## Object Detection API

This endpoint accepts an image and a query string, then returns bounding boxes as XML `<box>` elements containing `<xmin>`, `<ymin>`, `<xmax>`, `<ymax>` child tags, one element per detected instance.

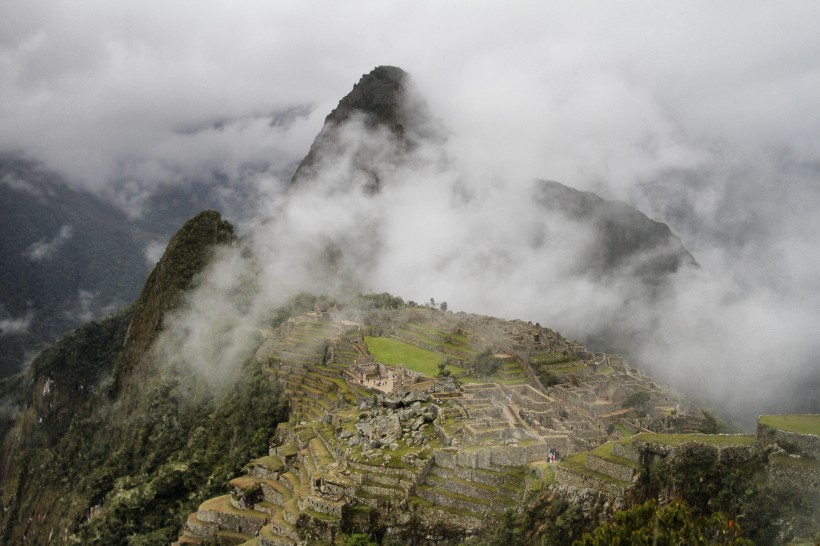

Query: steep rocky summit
<box><xmin>291</xmin><ymin>65</ymin><xmax>439</xmax><ymax>190</ymax></box>
<box><xmin>115</xmin><ymin>210</ymin><xmax>235</xmax><ymax>387</ymax></box>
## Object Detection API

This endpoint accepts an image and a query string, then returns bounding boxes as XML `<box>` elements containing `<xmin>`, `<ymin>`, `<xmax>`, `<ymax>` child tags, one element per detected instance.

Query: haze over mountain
<box><xmin>1</xmin><ymin>2</ymin><xmax>818</xmax><ymax>427</ymax></box>
<box><xmin>0</xmin><ymin>31</ymin><xmax>818</xmax><ymax>541</ymax></box>
<box><xmin>0</xmin><ymin>154</ymin><xmax>287</xmax><ymax>378</ymax></box>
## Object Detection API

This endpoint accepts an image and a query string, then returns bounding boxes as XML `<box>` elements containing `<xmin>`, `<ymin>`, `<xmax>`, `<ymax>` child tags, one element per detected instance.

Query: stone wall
<box><xmin>430</xmin><ymin>464</ymin><xmax>516</xmax><ymax>488</ymax></box>
<box><xmin>261</xmin><ymin>482</ymin><xmax>286</xmax><ymax>505</ymax></box>
<box><xmin>757</xmin><ymin>422</ymin><xmax>820</xmax><ymax>459</ymax></box>
<box><xmin>305</xmin><ymin>494</ymin><xmax>344</xmax><ymax>517</ymax></box>
<box><xmin>434</xmin><ymin>443</ymin><xmax>548</xmax><ymax>470</ymax></box>
<box><xmin>611</xmin><ymin>442</ymin><xmax>640</xmax><ymax>463</ymax></box>
<box><xmin>415</xmin><ymin>506</ymin><xmax>485</xmax><ymax>533</ymax></box>
<box><xmin>552</xmin><ymin>466</ymin><xmax>625</xmax><ymax>498</ymax></box>
<box><xmin>198</xmin><ymin>507</ymin><xmax>266</xmax><ymax>535</ymax></box>
<box><xmin>251</xmin><ymin>461</ymin><xmax>283</xmax><ymax>481</ymax></box>
<box><xmin>347</xmin><ymin>460</ymin><xmax>423</xmax><ymax>491</ymax></box>
<box><xmin>586</xmin><ymin>454</ymin><xmax>636</xmax><ymax>483</ymax></box>
<box><xmin>768</xmin><ymin>455</ymin><xmax>820</xmax><ymax>492</ymax></box>
<box><xmin>434</xmin><ymin>422</ymin><xmax>454</xmax><ymax>446</ymax></box>
<box><xmin>418</xmin><ymin>487</ymin><xmax>492</xmax><ymax>513</ymax></box>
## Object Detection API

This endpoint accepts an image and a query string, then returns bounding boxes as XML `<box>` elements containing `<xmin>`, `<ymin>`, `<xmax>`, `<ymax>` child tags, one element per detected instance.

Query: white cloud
<box><xmin>143</xmin><ymin>240</ymin><xmax>166</xmax><ymax>266</ymax></box>
<box><xmin>64</xmin><ymin>290</ymin><xmax>98</xmax><ymax>323</ymax></box>
<box><xmin>0</xmin><ymin>312</ymin><xmax>33</xmax><ymax>336</ymax></box>
<box><xmin>1</xmin><ymin>172</ymin><xmax>43</xmax><ymax>197</ymax></box>
<box><xmin>23</xmin><ymin>224</ymin><xmax>73</xmax><ymax>261</ymax></box>
<box><xmin>2</xmin><ymin>1</ymin><xmax>819</xmax><ymax>424</ymax></box>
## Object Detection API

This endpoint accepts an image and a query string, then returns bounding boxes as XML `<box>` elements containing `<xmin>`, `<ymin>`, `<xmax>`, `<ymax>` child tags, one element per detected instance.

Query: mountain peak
<box><xmin>114</xmin><ymin>210</ymin><xmax>234</xmax><ymax>387</ymax></box>
<box><xmin>324</xmin><ymin>65</ymin><xmax>408</xmax><ymax>130</ymax></box>
<box><xmin>290</xmin><ymin>65</ymin><xmax>438</xmax><ymax>187</ymax></box>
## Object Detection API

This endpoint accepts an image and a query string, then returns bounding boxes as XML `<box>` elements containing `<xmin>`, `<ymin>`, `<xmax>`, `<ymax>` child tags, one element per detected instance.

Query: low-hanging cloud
<box><xmin>152</xmin><ymin>94</ymin><xmax>819</xmax><ymax>427</ymax></box>
<box><xmin>3</xmin><ymin>2</ymin><xmax>819</xmax><ymax>426</ymax></box>
<box><xmin>0</xmin><ymin>312</ymin><xmax>33</xmax><ymax>336</ymax></box>
<box><xmin>23</xmin><ymin>224</ymin><xmax>73</xmax><ymax>262</ymax></box>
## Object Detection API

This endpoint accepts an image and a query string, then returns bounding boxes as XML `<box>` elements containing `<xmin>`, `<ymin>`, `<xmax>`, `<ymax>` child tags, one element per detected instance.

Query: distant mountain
<box><xmin>0</xmin><ymin>211</ymin><xmax>261</xmax><ymax>545</ymax></box>
<box><xmin>533</xmin><ymin>179</ymin><xmax>697</xmax><ymax>282</ymax></box>
<box><xmin>0</xmin><ymin>156</ymin><xmax>154</xmax><ymax>376</ymax></box>
<box><xmin>0</xmin><ymin>156</ymin><xmax>255</xmax><ymax>378</ymax></box>
<box><xmin>291</xmin><ymin>65</ymin><xmax>442</xmax><ymax>190</ymax></box>
<box><xmin>291</xmin><ymin>66</ymin><xmax>697</xmax><ymax>301</ymax></box>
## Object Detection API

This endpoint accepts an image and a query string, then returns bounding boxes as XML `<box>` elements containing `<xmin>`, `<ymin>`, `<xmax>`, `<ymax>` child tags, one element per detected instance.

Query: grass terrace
<box><xmin>457</xmin><ymin>374</ymin><xmax>527</xmax><ymax>386</ymax></box>
<box><xmin>529</xmin><ymin>352</ymin><xmax>574</xmax><ymax>365</ymax></box>
<box><xmin>613</xmin><ymin>423</ymin><xmax>635</xmax><ymax>437</ymax></box>
<box><xmin>364</xmin><ymin>336</ymin><xmax>459</xmax><ymax>377</ymax></box>
<box><xmin>199</xmin><ymin>495</ymin><xmax>268</xmax><ymax>519</ymax></box>
<box><xmin>624</xmin><ymin>432</ymin><xmax>755</xmax><ymax>447</ymax></box>
<box><xmin>759</xmin><ymin>414</ymin><xmax>820</xmax><ymax>435</ymax></box>
<box><xmin>527</xmin><ymin>461</ymin><xmax>555</xmax><ymax>489</ymax></box>
<box><xmin>770</xmin><ymin>454</ymin><xmax>820</xmax><ymax>470</ymax></box>
<box><xmin>251</xmin><ymin>455</ymin><xmax>284</xmax><ymax>473</ymax></box>
<box><xmin>592</xmin><ymin>441</ymin><xmax>641</xmax><ymax>469</ymax></box>
<box><xmin>559</xmin><ymin>453</ymin><xmax>630</xmax><ymax>487</ymax></box>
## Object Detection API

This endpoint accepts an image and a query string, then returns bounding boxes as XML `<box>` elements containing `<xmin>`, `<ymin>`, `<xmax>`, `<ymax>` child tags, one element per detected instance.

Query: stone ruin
<box><xmin>173</xmin><ymin>307</ymin><xmax>711</xmax><ymax>545</ymax></box>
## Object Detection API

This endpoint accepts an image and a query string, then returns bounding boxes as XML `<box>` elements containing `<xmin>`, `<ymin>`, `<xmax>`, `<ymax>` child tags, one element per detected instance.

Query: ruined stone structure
<box><xmin>173</xmin><ymin>307</ymin><xmax>709</xmax><ymax>545</ymax></box>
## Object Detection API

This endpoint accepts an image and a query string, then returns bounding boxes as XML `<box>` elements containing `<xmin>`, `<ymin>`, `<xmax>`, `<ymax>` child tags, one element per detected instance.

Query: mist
<box><xmin>2</xmin><ymin>1</ymin><xmax>819</xmax><ymax>427</ymax></box>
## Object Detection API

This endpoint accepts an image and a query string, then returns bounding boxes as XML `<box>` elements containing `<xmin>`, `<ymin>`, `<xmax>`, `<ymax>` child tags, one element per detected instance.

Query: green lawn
<box><xmin>614</xmin><ymin>423</ymin><xmax>634</xmax><ymax>437</ymax></box>
<box><xmin>592</xmin><ymin>441</ymin><xmax>641</xmax><ymax>469</ymax></box>
<box><xmin>458</xmin><ymin>374</ymin><xmax>527</xmax><ymax>385</ymax></box>
<box><xmin>626</xmin><ymin>432</ymin><xmax>755</xmax><ymax>447</ymax></box>
<box><xmin>759</xmin><ymin>414</ymin><xmax>820</xmax><ymax>435</ymax></box>
<box><xmin>364</xmin><ymin>336</ymin><xmax>458</xmax><ymax>377</ymax></box>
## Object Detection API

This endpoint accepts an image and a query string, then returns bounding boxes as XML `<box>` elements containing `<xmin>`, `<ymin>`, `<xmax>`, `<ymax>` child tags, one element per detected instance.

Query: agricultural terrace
<box><xmin>759</xmin><ymin>414</ymin><xmax>820</xmax><ymax>435</ymax></box>
<box><xmin>623</xmin><ymin>432</ymin><xmax>755</xmax><ymax>447</ymax></box>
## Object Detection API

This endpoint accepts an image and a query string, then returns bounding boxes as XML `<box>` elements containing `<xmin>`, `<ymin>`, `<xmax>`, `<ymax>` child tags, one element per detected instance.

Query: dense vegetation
<box><xmin>0</xmin><ymin>303</ymin><xmax>300</xmax><ymax>544</ymax></box>
<box><xmin>485</xmin><ymin>435</ymin><xmax>816</xmax><ymax>546</ymax></box>
<box><xmin>0</xmin><ymin>210</ymin><xmax>302</xmax><ymax>544</ymax></box>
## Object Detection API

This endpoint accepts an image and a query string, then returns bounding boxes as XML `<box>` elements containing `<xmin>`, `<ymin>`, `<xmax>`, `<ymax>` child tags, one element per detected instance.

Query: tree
<box><xmin>345</xmin><ymin>534</ymin><xmax>378</xmax><ymax>546</ymax></box>
<box><xmin>439</xmin><ymin>301</ymin><xmax>448</xmax><ymax>312</ymax></box>
<box><xmin>698</xmin><ymin>410</ymin><xmax>721</xmax><ymax>434</ymax></box>
<box><xmin>622</xmin><ymin>391</ymin><xmax>651</xmax><ymax>410</ymax></box>
<box><xmin>437</xmin><ymin>362</ymin><xmax>451</xmax><ymax>378</ymax></box>
<box><xmin>575</xmin><ymin>499</ymin><xmax>752</xmax><ymax>546</ymax></box>
<box><xmin>473</xmin><ymin>349</ymin><xmax>501</xmax><ymax>377</ymax></box>
<box><xmin>622</xmin><ymin>391</ymin><xmax>652</xmax><ymax>428</ymax></box>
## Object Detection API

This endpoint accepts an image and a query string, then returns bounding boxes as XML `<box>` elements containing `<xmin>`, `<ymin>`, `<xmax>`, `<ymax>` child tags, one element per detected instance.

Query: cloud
<box><xmin>0</xmin><ymin>312</ymin><xmax>33</xmax><ymax>336</ymax></box>
<box><xmin>64</xmin><ymin>290</ymin><xmax>98</xmax><ymax>323</ymax></box>
<box><xmin>23</xmin><ymin>224</ymin><xmax>73</xmax><ymax>262</ymax></box>
<box><xmin>2</xmin><ymin>1</ymin><xmax>819</xmax><ymax>425</ymax></box>
<box><xmin>143</xmin><ymin>240</ymin><xmax>167</xmax><ymax>266</ymax></box>
<box><xmin>1</xmin><ymin>172</ymin><xmax>43</xmax><ymax>197</ymax></box>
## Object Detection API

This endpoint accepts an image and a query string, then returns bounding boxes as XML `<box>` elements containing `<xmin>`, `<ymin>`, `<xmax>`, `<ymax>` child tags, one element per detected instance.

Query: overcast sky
<box><xmin>2</xmin><ymin>1</ymin><xmax>819</xmax><ymax>426</ymax></box>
